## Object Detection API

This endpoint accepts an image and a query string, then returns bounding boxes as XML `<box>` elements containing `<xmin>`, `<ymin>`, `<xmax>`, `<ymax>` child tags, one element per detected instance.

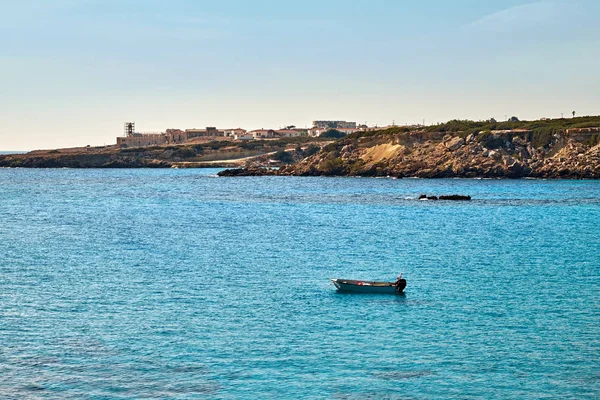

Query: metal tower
<box><xmin>124</xmin><ymin>122</ymin><xmax>135</xmax><ymax>137</ymax></box>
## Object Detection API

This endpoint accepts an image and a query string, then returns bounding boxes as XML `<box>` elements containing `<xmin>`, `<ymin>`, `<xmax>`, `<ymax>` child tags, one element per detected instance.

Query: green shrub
<box><xmin>240</xmin><ymin>141</ymin><xmax>263</xmax><ymax>150</ymax></box>
<box><xmin>192</xmin><ymin>144</ymin><xmax>205</xmax><ymax>153</ymax></box>
<box><xmin>531</xmin><ymin>128</ymin><xmax>555</xmax><ymax>148</ymax></box>
<box><xmin>321</xmin><ymin>143</ymin><xmax>339</xmax><ymax>153</ymax></box>
<box><xmin>319</xmin><ymin>157</ymin><xmax>345</xmax><ymax>174</ymax></box>
<box><xmin>303</xmin><ymin>144</ymin><xmax>320</xmax><ymax>157</ymax></box>
<box><xmin>320</xmin><ymin>129</ymin><xmax>345</xmax><ymax>139</ymax></box>
<box><xmin>272</xmin><ymin>150</ymin><xmax>294</xmax><ymax>163</ymax></box>
<box><xmin>173</xmin><ymin>147</ymin><xmax>197</xmax><ymax>158</ymax></box>
<box><xmin>426</xmin><ymin>116</ymin><xmax>600</xmax><ymax>137</ymax></box>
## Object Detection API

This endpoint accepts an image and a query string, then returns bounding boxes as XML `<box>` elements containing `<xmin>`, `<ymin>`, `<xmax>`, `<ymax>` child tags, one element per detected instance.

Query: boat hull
<box><xmin>331</xmin><ymin>279</ymin><xmax>406</xmax><ymax>294</ymax></box>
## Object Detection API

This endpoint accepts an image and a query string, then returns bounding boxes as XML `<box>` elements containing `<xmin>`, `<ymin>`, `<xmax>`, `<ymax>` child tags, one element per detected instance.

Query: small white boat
<box><xmin>331</xmin><ymin>277</ymin><xmax>406</xmax><ymax>294</ymax></box>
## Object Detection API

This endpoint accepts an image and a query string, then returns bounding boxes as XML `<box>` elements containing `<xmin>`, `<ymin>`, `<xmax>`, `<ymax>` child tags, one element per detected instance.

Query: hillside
<box><xmin>221</xmin><ymin>117</ymin><xmax>600</xmax><ymax>179</ymax></box>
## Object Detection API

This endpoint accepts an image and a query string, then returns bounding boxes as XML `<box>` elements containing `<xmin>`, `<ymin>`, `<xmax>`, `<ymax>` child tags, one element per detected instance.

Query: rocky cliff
<box><xmin>220</xmin><ymin>122</ymin><xmax>600</xmax><ymax>178</ymax></box>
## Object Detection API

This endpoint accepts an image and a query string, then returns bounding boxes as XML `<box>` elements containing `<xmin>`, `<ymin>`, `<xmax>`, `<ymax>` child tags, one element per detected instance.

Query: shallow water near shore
<box><xmin>1</xmin><ymin>168</ymin><xmax>599</xmax><ymax>399</ymax></box>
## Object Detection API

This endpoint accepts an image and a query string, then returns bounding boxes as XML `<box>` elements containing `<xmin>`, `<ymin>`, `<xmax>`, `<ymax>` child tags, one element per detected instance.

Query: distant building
<box><xmin>337</xmin><ymin>127</ymin><xmax>359</xmax><ymax>135</ymax></box>
<box><xmin>234</xmin><ymin>133</ymin><xmax>254</xmax><ymax>140</ymax></box>
<box><xmin>308</xmin><ymin>127</ymin><xmax>358</xmax><ymax>137</ymax></box>
<box><xmin>186</xmin><ymin>127</ymin><xmax>224</xmax><ymax>138</ymax></box>
<box><xmin>206</xmin><ymin>127</ymin><xmax>221</xmax><ymax>136</ymax></box>
<box><xmin>117</xmin><ymin>133</ymin><xmax>167</xmax><ymax>147</ymax></box>
<box><xmin>117</xmin><ymin>122</ymin><xmax>168</xmax><ymax>147</ymax></box>
<box><xmin>312</xmin><ymin>120</ymin><xmax>357</xmax><ymax>129</ymax></box>
<box><xmin>353</xmin><ymin>124</ymin><xmax>391</xmax><ymax>132</ymax></box>
<box><xmin>275</xmin><ymin>129</ymin><xmax>303</xmax><ymax>138</ymax></box>
<box><xmin>250</xmin><ymin>129</ymin><xmax>276</xmax><ymax>139</ymax></box>
<box><xmin>223</xmin><ymin>128</ymin><xmax>247</xmax><ymax>137</ymax></box>
<box><xmin>165</xmin><ymin>129</ymin><xmax>188</xmax><ymax>144</ymax></box>
<box><xmin>117</xmin><ymin>124</ymin><xmax>238</xmax><ymax>147</ymax></box>
<box><xmin>308</xmin><ymin>128</ymin><xmax>323</xmax><ymax>137</ymax></box>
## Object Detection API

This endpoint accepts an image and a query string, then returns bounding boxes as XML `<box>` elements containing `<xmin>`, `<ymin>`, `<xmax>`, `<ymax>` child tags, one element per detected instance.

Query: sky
<box><xmin>1</xmin><ymin>0</ymin><xmax>599</xmax><ymax>150</ymax></box>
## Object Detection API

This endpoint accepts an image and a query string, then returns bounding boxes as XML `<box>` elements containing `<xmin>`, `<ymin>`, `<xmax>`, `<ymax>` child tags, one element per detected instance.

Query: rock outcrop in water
<box><xmin>218</xmin><ymin>118</ymin><xmax>600</xmax><ymax>179</ymax></box>
<box><xmin>419</xmin><ymin>194</ymin><xmax>471</xmax><ymax>201</ymax></box>
<box><xmin>217</xmin><ymin>167</ymin><xmax>279</xmax><ymax>176</ymax></box>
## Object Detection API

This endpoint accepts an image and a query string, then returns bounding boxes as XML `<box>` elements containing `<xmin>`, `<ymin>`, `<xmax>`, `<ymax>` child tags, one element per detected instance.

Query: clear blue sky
<box><xmin>1</xmin><ymin>0</ymin><xmax>599</xmax><ymax>150</ymax></box>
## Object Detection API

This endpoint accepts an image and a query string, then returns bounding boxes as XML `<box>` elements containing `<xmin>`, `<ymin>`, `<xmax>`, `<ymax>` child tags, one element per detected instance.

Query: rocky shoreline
<box><xmin>0</xmin><ymin>154</ymin><xmax>172</xmax><ymax>168</ymax></box>
<box><xmin>218</xmin><ymin>126</ymin><xmax>600</xmax><ymax>179</ymax></box>
<box><xmin>3</xmin><ymin>119</ymin><xmax>600</xmax><ymax>179</ymax></box>
<box><xmin>0</xmin><ymin>141</ymin><xmax>297</xmax><ymax>169</ymax></box>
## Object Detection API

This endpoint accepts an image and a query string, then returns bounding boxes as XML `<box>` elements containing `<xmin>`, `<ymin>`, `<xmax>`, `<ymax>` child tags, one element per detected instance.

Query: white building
<box><xmin>308</xmin><ymin>127</ymin><xmax>358</xmax><ymax>137</ymax></box>
<box><xmin>234</xmin><ymin>133</ymin><xmax>254</xmax><ymax>140</ymax></box>
<box><xmin>275</xmin><ymin>129</ymin><xmax>303</xmax><ymax>138</ymax></box>
<box><xmin>223</xmin><ymin>128</ymin><xmax>247</xmax><ymax>137</ymax></box>
<box><xmin>250</xmin><ymin>129</ymin><xmax>275</xmax><ymax>139</ymax></box>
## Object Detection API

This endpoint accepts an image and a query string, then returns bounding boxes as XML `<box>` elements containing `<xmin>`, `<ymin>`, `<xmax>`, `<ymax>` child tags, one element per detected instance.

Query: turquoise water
<box><xmin>1</xmin><ymin>169</ymin><xmax>599</xmax><ymax>399</ymax></box>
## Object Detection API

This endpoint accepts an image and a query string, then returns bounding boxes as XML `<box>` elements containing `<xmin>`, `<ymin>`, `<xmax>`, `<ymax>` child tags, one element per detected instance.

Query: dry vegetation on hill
<box><xmin>221</xmin><ymin>117</ymin><xmax>600</xmax><ymax>179</ymax></box>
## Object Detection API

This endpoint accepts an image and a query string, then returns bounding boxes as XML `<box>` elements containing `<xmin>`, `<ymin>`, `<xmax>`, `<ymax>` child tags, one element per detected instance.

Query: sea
<box><xmin>0</xmin><ymin>168</ymin><xmax>598</xmax><ymax>399</ymax></box>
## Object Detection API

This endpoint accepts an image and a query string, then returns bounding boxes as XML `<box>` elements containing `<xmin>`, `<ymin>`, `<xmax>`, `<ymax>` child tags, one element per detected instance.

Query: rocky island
<box><xmin>219</xmin><ymin>117</ymin><xmax>600</xmax><ymax>179</ymax></box>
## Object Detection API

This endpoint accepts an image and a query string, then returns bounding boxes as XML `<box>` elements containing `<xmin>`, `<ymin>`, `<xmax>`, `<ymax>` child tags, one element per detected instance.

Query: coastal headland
<box><xmin>3</xmin><ymin>116</ymin><xmax>600</xmax><ymax>179</ymax></box>
<box><xmin>219</xmin><ymin>117</ymin><xmax>600</xmax><ymax>179</ymax></box>
<box><xmin>0</xmin><ymin>137</ymin><xmax>330</xmax><ymax>169</ymax></box>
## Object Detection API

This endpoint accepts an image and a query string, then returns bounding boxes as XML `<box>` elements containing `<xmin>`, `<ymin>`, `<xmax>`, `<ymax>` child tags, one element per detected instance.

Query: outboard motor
<box><xmin>395</xmin><ymin>278</ymin><xmax>407</xmax><ymax>293</ymax></box>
